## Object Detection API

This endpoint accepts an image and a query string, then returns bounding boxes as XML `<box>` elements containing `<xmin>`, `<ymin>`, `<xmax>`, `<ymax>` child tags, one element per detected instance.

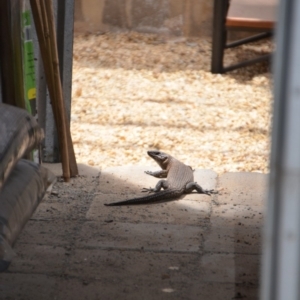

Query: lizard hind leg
<box><xmin>185</xmin><ymin>182</ymin><xmax>215</xmax><ymax>195</ymax></box>
<box><xmin>141</xmin><ymin>179</ymin><xmax>169</xmax><ymax>193</ymax></box>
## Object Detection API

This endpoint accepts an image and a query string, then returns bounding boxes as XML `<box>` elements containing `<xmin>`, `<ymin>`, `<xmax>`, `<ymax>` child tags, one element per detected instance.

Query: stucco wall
<box><xmin>74</xmin><ymin>0</ymin><xmax>213</xmax><ymax>37</ymax></box>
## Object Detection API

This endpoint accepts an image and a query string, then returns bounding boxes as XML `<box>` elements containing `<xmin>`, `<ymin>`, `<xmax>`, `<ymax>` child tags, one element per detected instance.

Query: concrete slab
<box><xmin>55</xmin><ymin>277</ymin><xmax>200</xmax><ymax>300</ymax></box>
<box><xmin>96</xmin><ymin>166</ymin><xmax>217</xmax><ymax>196</ymax></box>
<box><xmin>32</xmin><ymin>192</ymin><xmax>92</xmax><ymax>221</ymax></box>
<box><xmin>31</xmin><ymin>167</ymin><xmax>99</xmax><ymax>221</ymax></box>
<box><xmin>189</xmin><ymin>282</ymin><xmax>259</xmax><ymax>300</ymax></box>
<box><xmin>77</xmin><ymin>221</ymin><xmax>204</xmax><ymax>252</ymax></box>
<box><xmin>217</xmin><ymin>172</ymin><xmax>268</xmax><ymax>206</ymax></box>
<box><xmin>204</xmin><ymin>224</ymin><xmax>262</xmax><ymax>254</ymax></box>
<box><xmin>54</xmin><ymin>278</ymin><xmax>259</xmax><ymax>300</ymax></box>
<box><xmin>97</xmin><ymin>165</ymin><xmax>158</xmax><ymax>194</ymax></box>
<box><xmin>199</xmin><ymin>253</ymin><xmax>259</xmax><ymax>284</ymax></box>
<box><xmin>211</xmin><ymin>203</ymin><xmax>264</xmax><ymax>228</ymax></box>
<box><xmin>0</xmin><ymin>167</ymin><xmax>266</xmax><ymax>299</ymax></box>
<box><xmin>0</xmin><ymin>273</ymin><xmax>57</xmax><ymax>300</ymax></box>
<box><xmin>202</xmin><ymin>173</ymin><xmax>266</xmax><ymax>255</ymax></box>
<box><xmin>17</xmin><ymin>219</ymin><xmax>79</xmax><ymax>246</ymax></box>
<box><xmin>43</xmin><ymin>163</ymin><xmax>101</xmax><ymax>178</ymax></box>
<box><xmin>8</xmin><ymin>244</ymin><xmax>67</xmax><ymax>275</ymax></box>
<box><xmin>87</xmin><ymin>194</ymin><xmax>211</xmax><ymax>226</ymax></box>
<box><xmin>194</xmin><ymin>169</ymin><xmax>218</xmax><ymax>192</ymax></box>
<box><xmin>65</xmin><ymin>248</ymin><xmax>199</xmax><ymax>281</ymax></box>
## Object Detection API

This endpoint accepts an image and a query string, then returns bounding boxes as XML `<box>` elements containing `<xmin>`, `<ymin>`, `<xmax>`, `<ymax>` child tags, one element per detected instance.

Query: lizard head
<box><xmin>147</xmin><ymin>150</ymin><xmax>171</xmax><ymax>170</ymax></box>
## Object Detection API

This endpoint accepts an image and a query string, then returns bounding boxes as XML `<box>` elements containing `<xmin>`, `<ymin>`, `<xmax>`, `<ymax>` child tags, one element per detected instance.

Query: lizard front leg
<box><xmin>142</xmin><ymin>179</ymin><xmax>169</xmax><ymax>193</ymax></box>
<box><xmin>145</xmin><ymin>169</ymin><xmax>168</xmax><ymax>178</ymax></box>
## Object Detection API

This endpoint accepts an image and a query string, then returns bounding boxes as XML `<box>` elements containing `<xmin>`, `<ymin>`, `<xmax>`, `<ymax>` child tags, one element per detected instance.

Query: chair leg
<box><xmin>211</xmin><ymin>0</ymin><xmax>230</xmax><ymax>74</ymax></box>
<box><xmin>223</xmin><ymin>53</ymin><xmax>271</xmax><ymax>72</ymax></box>
<box><xmin>226</xmin><ymin>31</ymin><xmax>273</xmax><ymax>49</ymax></box>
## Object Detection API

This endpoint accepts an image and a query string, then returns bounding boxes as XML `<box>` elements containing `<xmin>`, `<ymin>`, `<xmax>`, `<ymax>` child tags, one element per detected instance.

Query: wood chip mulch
<box><xmin>71</xmin><ymin>32</ymin><xmax>272</xmax><ymax>174</ymax></box>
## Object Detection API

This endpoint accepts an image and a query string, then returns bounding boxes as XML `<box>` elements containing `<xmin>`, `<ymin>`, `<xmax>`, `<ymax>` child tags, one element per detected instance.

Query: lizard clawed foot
<box><xmin>204</xmin><ymin>189</ymin><xmax>218</xmax><ymax>195</ymax></box>
<box><xmin>141</xmin><ymin>187</ymin><xmax>155</xmax><ymax>193</ymax></box>
<box><xmin>144</xmin><ymin>171</ymin><xmax>153</xmax><ymax>175</ymax></box>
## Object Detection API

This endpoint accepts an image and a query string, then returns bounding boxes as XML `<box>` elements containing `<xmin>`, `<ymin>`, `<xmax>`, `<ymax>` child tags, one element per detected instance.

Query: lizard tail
<box><xmin>104</xmin><ymin>189</ymin><xmax>182</xmax><ymax>206</ymax></box>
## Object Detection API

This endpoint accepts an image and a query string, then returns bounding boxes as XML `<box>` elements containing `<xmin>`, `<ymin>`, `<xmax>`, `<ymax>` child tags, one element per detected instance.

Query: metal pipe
<box><xmin>261</xmin><ymin>0</ymin><xmax>300</xmax><ymax>299</ymax></box>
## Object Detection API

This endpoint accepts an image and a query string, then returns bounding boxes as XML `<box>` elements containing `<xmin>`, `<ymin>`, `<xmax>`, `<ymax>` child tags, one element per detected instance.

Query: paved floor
<box><xmin>0</xmin><ymin>163</ymin><xmax>267</xmax><ymax>300</ymax></box>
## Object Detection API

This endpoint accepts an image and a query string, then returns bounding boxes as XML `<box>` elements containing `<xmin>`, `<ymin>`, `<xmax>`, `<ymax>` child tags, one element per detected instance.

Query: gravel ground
<box><xmin>71</xmin><ymin>32</ymin><xmax>273</xmax><ymax>174</ymax></box>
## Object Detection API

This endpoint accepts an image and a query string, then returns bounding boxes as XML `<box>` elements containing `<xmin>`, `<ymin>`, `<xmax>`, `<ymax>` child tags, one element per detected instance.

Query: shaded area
<box><xmin>0</xmin><ymin>164</ymin><xmax>266</xmax><ymax>299</ymax></box>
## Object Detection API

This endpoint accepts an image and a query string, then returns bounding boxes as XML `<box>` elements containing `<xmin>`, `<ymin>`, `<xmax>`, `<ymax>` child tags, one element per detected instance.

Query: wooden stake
<box><xmin>30</xmin><ymin>0</ymin><xmax>78</xmax><ymax>181</ymax></box>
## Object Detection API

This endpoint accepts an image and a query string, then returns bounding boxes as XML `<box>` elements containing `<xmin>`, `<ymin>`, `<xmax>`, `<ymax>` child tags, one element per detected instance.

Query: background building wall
<box><xmin>74</xmin><ymin>0</ymin><xmax>213</xmax><ymax>37</ymax></box>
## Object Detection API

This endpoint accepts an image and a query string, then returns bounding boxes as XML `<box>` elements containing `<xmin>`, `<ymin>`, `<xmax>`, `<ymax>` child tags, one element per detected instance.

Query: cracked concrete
<box><xmin>0</xmin><ymin>163</ymin><xmax>267</xmax><ymax>300</ymax></box>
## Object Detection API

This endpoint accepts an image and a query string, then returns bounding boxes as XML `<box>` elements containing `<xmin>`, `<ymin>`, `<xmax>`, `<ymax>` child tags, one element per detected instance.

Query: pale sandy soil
<box><xmin>71</xmin><ymin>32</ymin><xmax>273</xmax><ymax>174</ymax></box>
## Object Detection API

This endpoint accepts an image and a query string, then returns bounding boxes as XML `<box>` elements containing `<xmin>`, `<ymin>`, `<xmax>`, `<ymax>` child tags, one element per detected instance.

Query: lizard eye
<box><xmin>160</xmin><ymin>154</ymin><xmax>168</xmax><ymax>161</ymax></box>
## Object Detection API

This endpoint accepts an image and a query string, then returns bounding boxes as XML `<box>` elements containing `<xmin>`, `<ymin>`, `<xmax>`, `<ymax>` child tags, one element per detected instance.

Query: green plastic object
<box><xmin>21</xmin><ymin>4</ymin><xmax>36</xmax><ymax>115</ymax></box>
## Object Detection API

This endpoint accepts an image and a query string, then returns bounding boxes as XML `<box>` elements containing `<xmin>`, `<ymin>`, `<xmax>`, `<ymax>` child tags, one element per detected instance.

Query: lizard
<box><xmin>104</xmin><ymin>150</ymin><xmax>216</xmax><ymax>206</ymax></box>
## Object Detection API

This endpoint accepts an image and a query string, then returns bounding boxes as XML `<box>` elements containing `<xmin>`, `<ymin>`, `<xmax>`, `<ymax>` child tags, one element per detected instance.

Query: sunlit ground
<box><xmin>71</xmin><ymin>32</ymin><xmax>272</xmax><ymax>173</ymax></box>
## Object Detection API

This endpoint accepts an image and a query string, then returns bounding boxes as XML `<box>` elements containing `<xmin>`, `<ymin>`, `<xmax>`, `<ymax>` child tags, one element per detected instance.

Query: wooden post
<box><xmin>30</xmin><ymin>0</ymin><xmax>78</xmax><ymax>181</ymax></box>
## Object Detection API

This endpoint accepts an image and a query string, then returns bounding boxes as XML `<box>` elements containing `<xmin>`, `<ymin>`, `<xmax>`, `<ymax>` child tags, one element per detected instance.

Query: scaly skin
<box><xmin>104</xmin><ymin>150</ymin><xmax>216</xmax><ymax>206</ymax></box>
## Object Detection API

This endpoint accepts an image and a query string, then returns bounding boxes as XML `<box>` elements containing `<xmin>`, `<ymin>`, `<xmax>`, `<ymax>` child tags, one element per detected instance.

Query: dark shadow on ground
<box><xmin>0</xmin><ymin>164</ymin><xmax>265</xmax><ymax>300</ymax></box>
